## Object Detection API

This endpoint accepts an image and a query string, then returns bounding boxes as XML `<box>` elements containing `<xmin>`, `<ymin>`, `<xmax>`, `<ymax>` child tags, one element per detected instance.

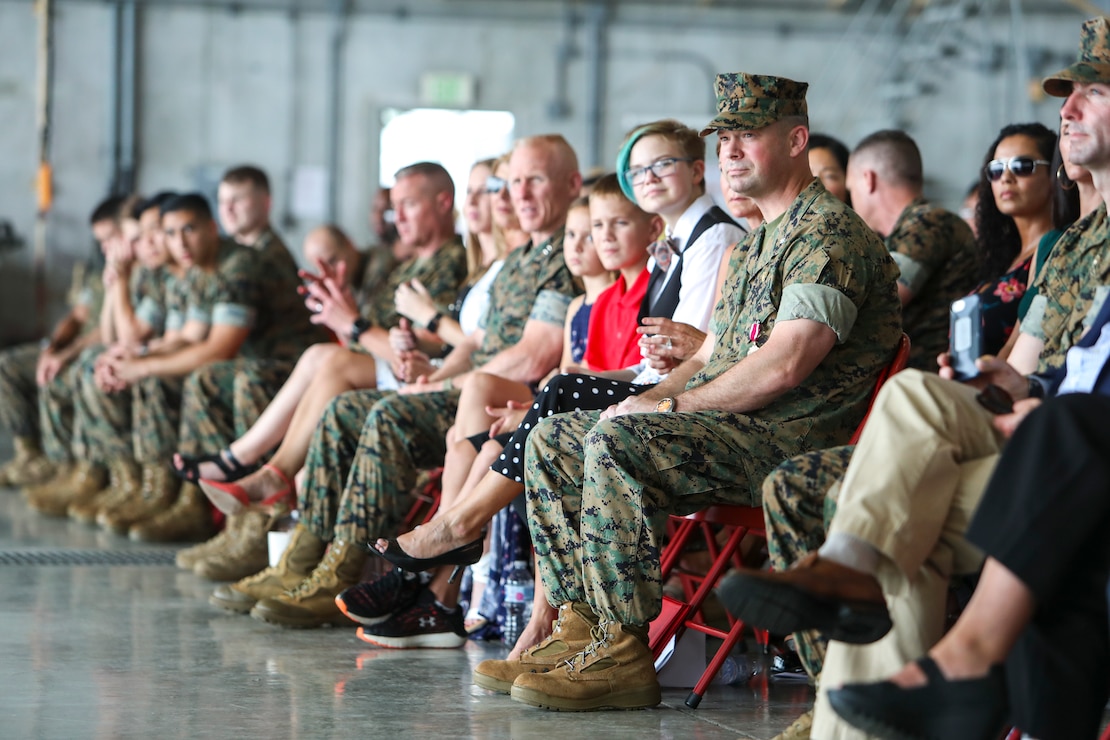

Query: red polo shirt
<box><xmin>584</xmin><ymin>267</ymin><xmax>651</xmax><ymax>371</ymax></box>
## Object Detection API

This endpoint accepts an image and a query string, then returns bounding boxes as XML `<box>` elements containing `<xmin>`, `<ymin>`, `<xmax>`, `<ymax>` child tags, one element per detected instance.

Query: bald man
<box><xmin>302</xmin><ymin>225</ymin><xmax>396</xmax><ymax>312</ymax></box>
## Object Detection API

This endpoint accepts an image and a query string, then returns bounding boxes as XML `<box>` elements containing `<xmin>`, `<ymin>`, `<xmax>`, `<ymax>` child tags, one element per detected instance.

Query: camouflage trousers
<box><xmin>73</xmin><ymin>354</ymin><xmax>133</xmax><ymax>465</ymax></box>
<box><xmin>0</xmin><ymin>342</ymin><xmax>40</xmax><ymax>438</ymax></box>
<box><xmin>762</xmin><ymin>445</ymin><xmax>855</xmax><ymax>680</ymax></box>
<box><xmin>132</xmin><ymin>374</ymin><xmax>185</xmax><ymax>464</ymax></box>
<box><xmin>176</xmin><ymin>358</ymin><xmax>294</xmax><ymax>457</ymax></box>
<box><xmin>39</xmin><ymin>347</ymin><xmax>101</xmax><ymax>462</ymax></box>
<box><xmin>524</xmin><ymin>409</ymin><xmax>770</xmax><ymax>627</ymax></box>
<box><xmin>335</xmin><ymin>388</ymin><xmax>461</xmax><ymax>543</ymax></box>
<box><xmin>298</xmin><ymin>389</ymin><xmax>388</xmax><ymax>541</ymax></box>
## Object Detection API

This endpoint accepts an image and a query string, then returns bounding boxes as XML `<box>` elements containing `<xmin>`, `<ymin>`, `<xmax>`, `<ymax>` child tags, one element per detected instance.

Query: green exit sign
<box><xmin>420</xmin><ymin>72</ymin><xmax>477</xmax><ymax>108</ymax></box>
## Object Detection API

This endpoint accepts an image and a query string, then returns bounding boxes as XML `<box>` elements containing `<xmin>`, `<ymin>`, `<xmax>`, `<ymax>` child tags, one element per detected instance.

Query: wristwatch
<box><xmin>655</xmin><ymin>397</ymin><xmax>677</xmax><ymax>413</ymax></box>
<box><xmin>1026</xmin><ymin>375</ymin><xmax>1045</xmax><ymax>399</ymax></box>
<box><xmin>426</xmin><ymin>312</ymin><xmax>443</xmax><ymax>334</ymax></box>
<box><xmin>349</xmin><ymin>317</ymin><xmax>371</xmax><ymax>344</ymax></box>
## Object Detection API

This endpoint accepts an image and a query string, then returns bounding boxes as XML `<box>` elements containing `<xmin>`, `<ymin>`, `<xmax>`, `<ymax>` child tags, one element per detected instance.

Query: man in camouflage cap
<box><xmin>1043</xmin><ymin>15</ymin><xmax>1110</xmax><ymax>97</ymax></box>
<box><xmin>1020</xmin><ymin>15</ymin><xmax>1110</xmax><ymax>372</ymax></box>
<box><xmin>699</xmin><ymin>71</ymin><xmax>809</xmax><ymax>135</ymax></box>
<box><xmin>487</xmin><ymin>72</ymin><xmax>901</xmax><ymax>713</ymax></box>
<box><xmin>720</xmin><ymin>19</ymin><xmax>1110</xmax><ymax>740</ymax></box>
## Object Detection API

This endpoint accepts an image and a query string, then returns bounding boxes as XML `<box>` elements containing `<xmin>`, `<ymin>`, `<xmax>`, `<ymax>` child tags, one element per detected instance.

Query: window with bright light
<box><xmin>380</xmin><ymin>108</ymin><xmax>516</xmax><ymax>220</ymax></box>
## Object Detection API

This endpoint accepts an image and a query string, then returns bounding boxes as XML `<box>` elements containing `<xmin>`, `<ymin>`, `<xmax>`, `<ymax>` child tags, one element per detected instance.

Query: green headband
<box><xmin>615</xmin><ymin>126</ymin><xmax>654</xmax><ymax>201</ymax></box>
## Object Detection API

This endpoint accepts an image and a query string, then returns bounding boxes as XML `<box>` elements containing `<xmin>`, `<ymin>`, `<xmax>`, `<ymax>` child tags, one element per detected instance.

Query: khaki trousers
<box><xmin>811</xmin><ymin>370</ymin><xmax>999</xmax><ymax>739</ymax></box>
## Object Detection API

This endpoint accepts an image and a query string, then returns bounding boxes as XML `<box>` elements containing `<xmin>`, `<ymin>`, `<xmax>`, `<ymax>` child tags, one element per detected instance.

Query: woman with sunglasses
<box><xmin>1001</xmin><ymin>122</ymin><xmax>1101</xmax><ymax>374</ymax></box>
<box><xmin>966</xmin><ymin>123</ymin><xmax>1062</xmax><ymax>358</ymax></box>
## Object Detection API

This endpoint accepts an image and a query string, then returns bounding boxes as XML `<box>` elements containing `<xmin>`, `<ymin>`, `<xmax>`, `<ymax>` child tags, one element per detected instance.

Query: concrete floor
<box><xmin>0</xmin><ymin>485</ymin><xmax>814</xmax><ymax>740</ymax></box>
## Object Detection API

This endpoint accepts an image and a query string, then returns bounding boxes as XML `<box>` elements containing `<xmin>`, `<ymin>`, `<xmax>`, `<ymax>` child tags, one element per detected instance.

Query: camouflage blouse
<box><xmin>690</xmin><ymin>178</ymin><xmax>902</xmax><ymax>451</ymax></box>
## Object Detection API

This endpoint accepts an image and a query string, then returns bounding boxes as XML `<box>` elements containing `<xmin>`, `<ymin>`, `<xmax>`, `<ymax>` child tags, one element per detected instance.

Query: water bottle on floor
<box><xmin>717</xmin><ymin>650</ymin><xmax>764</xmax><ymax>686</ymax></box>
<box><xmin>501</xmin><ymin>560</ymin><xmax>533</xmax><ymax>647</ymax></box>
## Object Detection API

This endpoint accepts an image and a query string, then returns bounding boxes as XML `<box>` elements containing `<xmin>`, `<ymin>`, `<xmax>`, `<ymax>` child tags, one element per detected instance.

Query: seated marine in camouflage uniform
<box><xmin>130</xmin><ymin>168</ymin><xmax>329</xmax><ymax>541</ymax></box>
<box><xmin>721</xmin><ymin>23</ymin><xmax>1110</xmax><ymax>738</ymax></box>
<box><xmin>478</xmin><ymin>73</ymin><xmax>902</xmax><ymax>713</ymax></box>
<box><xmin>0</xmin><ymin>198</ymin><xmax>117</xmax><ymax>490</ymax></box>
<box><xmin>28</xmin><ymin>193</ymin><xmax>307</xmax><ymax>541</ymax></box>
<box><xmin>175</xmin><ymin>165</ymin><xmax>466</xmax><ymax>487</ymax></box>
<box><xmin>208</xmin><ymin>135</ymin><xmax>581</xmax><ymax>629</ymax></box>
<box><xmin>97</xmin><ymin>194</ymin><xmax>175</xmax><ymax>351</ymax></box>
<box><xmin>175</xmin><ymin>167</ymin><xmax>466</xmax><ymax>580</ymax></box>
<box><xmin>27</xmin><ymin>195</ymin><xmax>182</xmax><ymax>521</ymax></box>
<box><xmin>845</xmin><ymin>129</ymin><xmax>978</xmax><ymax>370</ymax></box>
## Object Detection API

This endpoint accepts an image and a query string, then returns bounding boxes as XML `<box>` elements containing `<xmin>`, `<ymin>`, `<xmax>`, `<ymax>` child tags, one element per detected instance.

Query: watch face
<box><xmin>656</xmin><ymin>397</ymin><xmax>674</xmax><ymax>413</ymax></box>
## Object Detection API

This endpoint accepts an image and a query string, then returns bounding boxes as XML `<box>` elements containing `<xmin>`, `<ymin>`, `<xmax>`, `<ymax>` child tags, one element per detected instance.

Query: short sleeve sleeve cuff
<box><xmin>889</xmin><ymin>252</ymin><xmax>931</xmax><ymax>296</ymax></box>
<box><xmin>778</xmin><ymin>283</ymin><xmax>859</xmax><ymax>344</ymax></box>
<box><xmin>165</xmin><ymin>311</ymin><xmax>184</xmax><ymax>333</ymax></box>
<box><xmin>1021</xmin><ymin>294</ymin><xmax>1048</xmax><ymax>341</ymax></box>
<box><xmin>529</xmin><ymin>289</ymin><xmax>572</xmax><ymax>326</ymax></box>
<box><xmin>212</xmin><ymin>302</ymin><xmax>256</xmax><ymax>329</ymax></box>
<box><xmin>185</xmin><ymin>306</ymin><xmax>212</xmax><ymax>325</ymax></box>
<box><xmin>135</xmin><ymin>296</ymin><xmax>165</xmax><ymax>332</ymax></box>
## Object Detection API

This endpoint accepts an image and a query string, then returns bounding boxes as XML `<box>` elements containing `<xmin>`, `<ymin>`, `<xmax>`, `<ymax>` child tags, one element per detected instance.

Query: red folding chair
<box><xmin>649</xmin><ymin>333</ymin><xmax>911</xmax><ymax>708</ymax></box>
<box><xmin>400</xmin><ymin>467</ymin><xmax>443</xmax><ymax>533</ymax></box>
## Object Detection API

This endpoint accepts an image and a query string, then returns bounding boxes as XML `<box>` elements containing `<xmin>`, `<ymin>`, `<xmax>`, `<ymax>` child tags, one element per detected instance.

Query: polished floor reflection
<box><xmin>0</xmin><ymin>486</ymin><xmax>813</xmax><ymax>739</ymax></box>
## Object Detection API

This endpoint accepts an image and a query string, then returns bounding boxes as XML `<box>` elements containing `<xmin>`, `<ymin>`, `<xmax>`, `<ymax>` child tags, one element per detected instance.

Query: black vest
<box><xmin>638</xmin><ymin>205</ymin><xmax>740</xmax><ymax>322</ymax></box>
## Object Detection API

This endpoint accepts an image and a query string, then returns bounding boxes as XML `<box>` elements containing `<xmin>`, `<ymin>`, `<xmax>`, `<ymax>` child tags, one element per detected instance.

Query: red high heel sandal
<box><xmin>198</xmin><ymin>463</ymin><xmax>294</xmax><ymax>515</ymax></box>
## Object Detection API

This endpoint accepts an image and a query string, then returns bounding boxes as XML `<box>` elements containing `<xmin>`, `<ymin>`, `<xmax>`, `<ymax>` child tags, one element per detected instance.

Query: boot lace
<box><xmin>286</xmin><ymin>544</ymin><xmax>341</xmax><ymax>598</ymax></box>
<box><xmin>560</xmin><ymin>620</ymin><xmax>613</xmax><ymax>670</ymax></box>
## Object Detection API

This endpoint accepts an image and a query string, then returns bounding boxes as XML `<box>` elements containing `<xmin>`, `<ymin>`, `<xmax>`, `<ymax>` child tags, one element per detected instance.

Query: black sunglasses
<box><xmin>985</xmin><ymin>156</ymin><xmax>1051</xmax><ymax>182</ymax></box>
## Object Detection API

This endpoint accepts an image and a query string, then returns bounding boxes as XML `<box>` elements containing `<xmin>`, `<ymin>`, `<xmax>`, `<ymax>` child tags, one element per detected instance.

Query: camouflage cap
<box><xmin>1043</xmin><ymin>17</ymin><xmax>1110</xmax><ymax>97</ymax></box>
<box><xmin>700</xmin><ymin>73</ymin><xmax>809</xmax><ymax>137</ymax></box>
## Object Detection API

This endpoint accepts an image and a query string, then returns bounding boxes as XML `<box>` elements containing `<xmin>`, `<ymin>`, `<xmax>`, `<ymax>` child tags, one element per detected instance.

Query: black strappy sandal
<box><xmin>172</xmin><ymin>448</ymin><xmax>258</xmax><ymax>483</ymax></box>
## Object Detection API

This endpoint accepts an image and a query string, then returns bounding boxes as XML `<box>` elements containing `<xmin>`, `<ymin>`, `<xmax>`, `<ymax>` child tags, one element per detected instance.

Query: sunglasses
<box><xmin>485</xmin><ymin>176</ymin><xmax>507</xmax><ymax>194</ymax></box>
<box><xmin>985</xmin><ymin>156</ymin><xmax>1051</xmax><ymax>182</ymax></box>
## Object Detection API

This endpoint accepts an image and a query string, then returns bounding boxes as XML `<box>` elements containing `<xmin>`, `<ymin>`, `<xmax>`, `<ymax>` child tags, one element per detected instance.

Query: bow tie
<box><xmin>651</xmin><ymin>236</ymin><xmax>681</xmax><ymax>273</ymax></box>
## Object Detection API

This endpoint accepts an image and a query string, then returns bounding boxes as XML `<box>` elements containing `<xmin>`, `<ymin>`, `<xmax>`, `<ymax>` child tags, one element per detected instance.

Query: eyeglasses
<box><xmin>985</xmin><ymin>156</ymin><xmax>1051</xmax><ymax>182</ymax></box>
<box><xmin>625</xmin><ymin>157</ymin><xmax>694</xmax><ymax>186</ymax></box>
<box><xmin>485</xmin><ymin>176</ymin><xmax>507</xmax><ymax>194</ymax></box>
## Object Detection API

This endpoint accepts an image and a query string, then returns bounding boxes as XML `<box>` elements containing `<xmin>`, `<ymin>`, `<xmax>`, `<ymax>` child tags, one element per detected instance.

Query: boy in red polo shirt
<box><xmin>583</xmin><ymin>174</ymin><xmax>659</xmax><ymax>371</ymax></box>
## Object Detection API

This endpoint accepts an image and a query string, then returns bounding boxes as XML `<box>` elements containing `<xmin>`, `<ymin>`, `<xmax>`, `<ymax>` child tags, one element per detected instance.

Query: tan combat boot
<box><xmin>99</xmin><ymin>464</ymin><xmax>178</xmax><ymax>534</ymax></box>
<box><xmin>69</xmin><ymin>458</ymin><xmax>142</xmax><ymax>524</ymax></box>
<box><xmin>0</xmin><ymin>436</ymin><xmax>55</xmax><ymax>487</ymax></box>
<box><xmin>772</xmin><ymin>709</ymin><xmax>814</xmax><ymax>740</ymax></box>
<box><xmin>250</xmin><ymin>539</ymin><xmax>368</xmax><ymax>628</ymax></box>
<box><xmin>176</xmin><ymin>518</ymin><xmax>242</xmax><ymax>571</ymax></box>
<box><xmin>27</xmin><ymin>461</ymin><xmax>107</xmax><ymax>517</ymax></box>
<box><xmin>473</xmin><ymin>602</ymin><xmax>597</xmax><ymax>693</ymax></box>
<box><xmin>510</xmin><ymin>619</ymin><xmax>662</xmax><ymax>711</ymax></box>
<box><xmin>128</xmin><ymin>481</ymin><xmax>214</xmax><ymax>542</ymax></box>
<box><xmin>193</xmin><ymin>507</ymin><xmax>272</xmax><ymax>581</ymax></box>
<box><xmin>22</xmin><ymin>462</ymin><xmax>78</xmax><ymax>507</ymax></box>
<box><xmin>210</xmin><ymin>524</ymin><xmax>326</xmax><ymax>613</ymax></box>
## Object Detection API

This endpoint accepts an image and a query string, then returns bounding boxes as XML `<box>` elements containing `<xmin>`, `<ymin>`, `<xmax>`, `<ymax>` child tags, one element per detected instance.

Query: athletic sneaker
<box><xmin>336</xmin><ymin>567</ymin><xmax>426</xmax><ymax>626</ymax></box>
<box><xmin>356</xmin><ymin>588</ymin><xmax>467</xmax><ymax>649</ymax></box>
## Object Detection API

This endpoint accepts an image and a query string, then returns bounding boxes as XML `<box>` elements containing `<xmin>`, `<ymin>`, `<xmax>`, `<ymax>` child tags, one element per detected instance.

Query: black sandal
<box><xmin>365</xmin><ymin>536</ymin><xmax>484</xmax><ymax>584</ymax></box>
<box><xmin>828</xmin><ymin>657</ymin><xmax>1007</xmax><ymax>740</ymax></box>
<box><xmin>172</xmin><ymin>448</ymin><xmax>258</xmax><ymax>483</ymax></box>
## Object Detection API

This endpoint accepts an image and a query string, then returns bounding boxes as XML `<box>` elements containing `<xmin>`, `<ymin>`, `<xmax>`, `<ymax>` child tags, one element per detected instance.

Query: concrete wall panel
<box><xmin>0</xmin><ymin>1</ymin><xmax>1091</xmax><ymax>339</ymax></box>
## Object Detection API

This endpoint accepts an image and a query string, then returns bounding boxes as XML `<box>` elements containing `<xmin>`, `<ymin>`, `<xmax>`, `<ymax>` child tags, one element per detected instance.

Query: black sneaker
<box><xmin>335</xmin><ymin>568</ymin><xmax>426</xmax><ymax>626</ymax></box>
<box><xmin>355</xmin><ymin>588</ymin><xmax>467</xmax><ymax>649</ymax></box>
<box><xmin>770</xmin><ymin>648</ymin><xmax>810</xmax><ymax>683</ymax></box>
